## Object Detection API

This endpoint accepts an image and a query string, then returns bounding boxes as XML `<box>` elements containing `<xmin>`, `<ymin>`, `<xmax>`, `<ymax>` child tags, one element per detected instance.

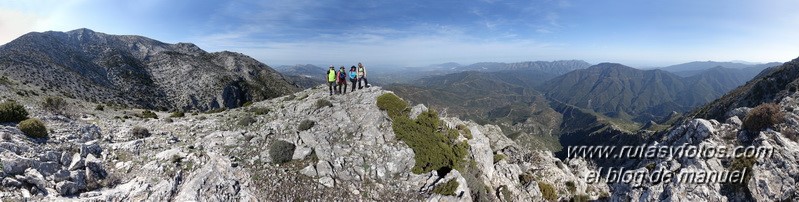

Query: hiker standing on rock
<box><xmin>357</xmin><ymin>62</ymin><xmax>369</xmax><ymax>89</ymax></box>
<box><xmin>337</xmin><ymin>66</ymin><xmax>348</xmax><ymax>94</ymax></box>
<box><xmin>349</xmin><ymin>66</ymin><xmax>358</xmax><ymax>92</ymax></box>
<box><xmin>327</xmin><ymin>65</ymin><xmax>337</xmax><ymax>95</ymax></box>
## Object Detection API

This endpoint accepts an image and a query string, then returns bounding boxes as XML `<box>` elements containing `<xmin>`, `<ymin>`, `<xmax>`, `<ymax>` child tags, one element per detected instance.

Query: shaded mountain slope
<box><xmin>692</xmin><ymin>57</ymin><xmax>799</xmax><ymax>120</ymax></box>
<box><xmin>0</xmin><ymin>28</ymin><xmax>297</xmax><ymax>111</ymax></box>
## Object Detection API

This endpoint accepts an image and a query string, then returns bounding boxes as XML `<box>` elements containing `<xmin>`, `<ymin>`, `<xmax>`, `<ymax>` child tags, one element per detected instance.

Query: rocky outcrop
<box><xmin>0</xmin><ymin>28</ymin><xmax>298</xmax><ymax>111</ymax></box>
<box><xmin>0</xmin><ymin>85</ymin><xmax>610</xmax><ymax>201</ymax></box>
<box><xmin>0</xmin><ymin>117</ymin><xmax>109</xmax><ymax>199</ymax></box>
<box><xmin>609</xmin><ymin>92</ymin><xmax>799</xmax><ymax>201</ymax></box>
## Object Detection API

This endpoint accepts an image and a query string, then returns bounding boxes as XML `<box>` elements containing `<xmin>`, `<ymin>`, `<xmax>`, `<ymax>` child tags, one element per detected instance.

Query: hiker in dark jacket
<box><xmin>336</xmin><ymin>66</ymin><xmax>348</xmax><ymax>94</ymax></box>
<box><xmin>326</xmin><ymin>65</ymin><xmax>336</xmax><ymax>95</ymax></box>
<box><xmin>349</xmin><ymin>66</ymin><xmax>358</xmax><ymax>92</ymax></box>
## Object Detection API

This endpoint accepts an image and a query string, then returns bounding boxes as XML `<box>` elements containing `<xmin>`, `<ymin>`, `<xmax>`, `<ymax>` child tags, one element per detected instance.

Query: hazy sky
<box><xmin>1</xmin><ymin>0</ymin><xmax>798</xmax><ymax>67</ymax></box>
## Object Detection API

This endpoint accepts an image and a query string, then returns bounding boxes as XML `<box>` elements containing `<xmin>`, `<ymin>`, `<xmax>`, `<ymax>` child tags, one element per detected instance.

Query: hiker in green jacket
<box><xmin>327</xmin><ymin>65</ymin><xmax>336</xmax><ymax>95</ymax></box>
<box><xmin>357</xmin><ymin>62</ymin><xmax>369</xmax><ymax>89</ymax></box>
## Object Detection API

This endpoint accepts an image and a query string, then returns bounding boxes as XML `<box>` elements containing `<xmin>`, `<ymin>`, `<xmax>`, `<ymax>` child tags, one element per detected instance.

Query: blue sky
<box><xmin>1</xmin><ymin>0</ymin><xmax>798</xmax><ymax>68</ymax></box>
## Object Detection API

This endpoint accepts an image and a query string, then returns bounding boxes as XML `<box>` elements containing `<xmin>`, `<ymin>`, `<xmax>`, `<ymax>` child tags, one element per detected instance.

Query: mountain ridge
<box><xmin>0</xmin><ymin>29</ymin><xmax>297</xmax><ymax>111</ymax></box>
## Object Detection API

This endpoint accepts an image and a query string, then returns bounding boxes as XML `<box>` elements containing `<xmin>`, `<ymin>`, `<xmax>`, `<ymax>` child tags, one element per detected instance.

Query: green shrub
<box><xmin>140</xmin><ymin>110</ymin><xmax>158</xmax><ymax>119</ymax></box>
<box><xmin>95</xmin><ymin>104</ymin><xmax>104</xmax><ymax>111</ymax></box>
<box><xmin>727</xmin><ymin>155</ymin><xmax>756</xmax><ymax>190</ymax></box>
<box><xmin>298</xmin><ymin>120</ymin><xmax>315</xmax><ymax>131</ymax></box>
<box><xmin>446</xmin><ymin>129</ymin><xmax>459</xmax><ymax>140</ymax></box>
<box><xmin>499</xmin><ymin>185</ymin><xmax>513</xmax><ymax>201</ymax></box>
<box><xmin>18</xmin><ymin>118</ymin><xmax>47</xmax><ymax>138</ymax></box>
<box><xmin>242</xmin><ymin>101</ymin><xmax>253</xmax><ymax>107</ymax></box>
<box><xmin>376</xmin><ymin>93</ymin><xmax>408</xmax><ymax>119</ymax></box>
<box><xmin>645</xmin><ymin>163</ymin><xmax>656</xmax><ymax>171</ymax></box>
<box><xmin>539</xmin><ymin>182</ymin><xmax>558</xmax><ymax>201</ymax></box>
<box><xmin>519</xmin><ymin>173</ymin><xmax>535</xmax><ymax>186</ymax></box>
<box><xmin>456</xmin><ymin>124</ymin><xmax>473</xmax><ymax>139</ymax></box>
<box><xmin>393</xmin><ymin>110</ymin><xmax>469</xmax><ymax>174</ymax></box>
<box><xmin>565</xmin><ymin>181</ymin><xmax>576</xmax><ymax>193</ymax></box>
<box><xmin>783</xmin><ymin>128</ymin><xmax>798</xmax><ymax>142</ymax></box>
<box><xmin>248</xmin><ymin>107</ymin><xmax>270</xmax><ymax>115</ymax></box>
<box><xmin>493</xmin><ymin>154</ymin><xmax>506</xmax><ymax>163</ymax></box>
<box><xmin>742</xmin><ymin>103</ymin><xmax>784</xmax><ymax>132</ymax></box>
<box><xmin>377</xmin><ymin>93</ymin><xmax>469</xmax><ymax>174</ymax></box>
<box><xmin>170</xmin><ymin>111</ymin><xmax>185</xmax><ymax>118</ymax></box>
<box><xmin>0</xmin><ymin>101</ymin><xmax>28</xmax><ymax>122</ymax></box>
<box><xmin>42</xmin><ymin>96</ymin><xmax>67</xmax><ymax>113</ymax></box>
<box><xmin>315</xmin><ymin>99</ymin><xmax>333</xmax><ymax>110</ymax></box>
<box><xmin>131</xmin><ymin>126</ymin><xmax>151</xmax><ymax>139</ymax></box>
<box><xmin>432</xmin><ymin>179</ymin><xmax>459</xmax><ymax>196</ymax></box>
<box><xmin>206</xmin><ymin>108</ymin><xmax>227</xmax><ymax>114</ymax></box>
<box><xmin>238</xmin><ymin>115</ymin><xmax>257</xmax><ymax>126</ymax></box>
<box><xmin>269</xmin><ymin>140</ymin><xmax>295</xmax><ymax>164</ymax></box>
<box><xmin>570</xmin><ymin>194</ymin><xmax>591</xmax><ymax>202</ymax></box>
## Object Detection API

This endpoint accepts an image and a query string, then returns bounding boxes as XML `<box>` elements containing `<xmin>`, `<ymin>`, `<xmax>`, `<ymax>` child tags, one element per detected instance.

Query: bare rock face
<box><xmin>610</xmin><ymin>92</ymin><xmax>799</xmax><ymax>201</ymax></box>
<box><xmin>0</xmin><ymin>28</ymin><xmax>298</xmax><ymax>111</ymax></box>
<box><xmin>0</xmin><ymin>85</ymin><xmax>610</xmax><ymax>201</ymax></box>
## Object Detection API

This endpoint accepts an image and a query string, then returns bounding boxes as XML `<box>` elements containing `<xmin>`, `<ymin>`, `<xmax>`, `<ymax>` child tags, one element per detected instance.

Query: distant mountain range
<box><xmin>541</xmin><ymin>63</ymin><xmax>767</xmax><ymax>123</ymax></box>
<box><xmin>659</xmin><ymin>61</ymin><xmax>781</xmax><ymax>77</ymax></box>
<box><xmin>0</xmin><ymin>28</ymin><xmax>297</xmax><ymax>111</ymax></box>
<box><xmin>387</xmin><ymin>59</ymin><xmax>780</xmax><ymax>151</ymax></box>
<box><xmin>455</xmin><ymin>60</ymin><xmax>592</xmax><ymax>74</ymax></box>
<box><xmin>274</xmin><ymin>64</ymin><xmax>326</xmax><ymax>89</ymax></box>
<box><xmin>373</xmin><ymin>60</ymin><xmax>591</xmax><ymax>85</ymax></box>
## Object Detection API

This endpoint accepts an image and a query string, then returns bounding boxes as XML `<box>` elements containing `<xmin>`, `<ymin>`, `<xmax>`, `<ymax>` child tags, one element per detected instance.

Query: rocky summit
<box><xmin>0</xmin><ymin>29</ymin><xmax>298</xmax><ymax>111</ymax></box>
<box><xmin>0</xmin><ymin>85</ymin><xmax>608</xmax><ymax>201</ymax></box>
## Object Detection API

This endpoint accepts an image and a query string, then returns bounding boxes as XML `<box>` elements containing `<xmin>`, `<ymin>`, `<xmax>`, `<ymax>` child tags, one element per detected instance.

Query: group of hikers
<box><xmin>327</xmin><ymin>62</ymin><xmax>369</xmax><ymax>95</ymax></box>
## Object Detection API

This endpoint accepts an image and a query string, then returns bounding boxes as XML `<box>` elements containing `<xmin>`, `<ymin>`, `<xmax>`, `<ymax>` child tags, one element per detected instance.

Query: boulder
<box><xmin>56</xmin><ymin>181</ymin><xmax>81</xmax><ymax>196</ymax></box>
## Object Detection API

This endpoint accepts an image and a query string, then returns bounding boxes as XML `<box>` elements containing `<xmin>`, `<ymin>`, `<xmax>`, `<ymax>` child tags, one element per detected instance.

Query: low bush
<box><xmin>315</xmin><ymin>99</ymin><xmax>333</xmax><ymax>110</ymax></box>
<box><xmin>571</xmin><ymin>194</ymin><xmax>591</xmax><ymax>202</ymax></box>
<box><xmin>298</xmin><ymin>120</ymin><xmax>315</xmax><ymax>131</ymax></box>
<box><xmin>238</xmin><ymin>115</ymin><xmax>257</xmax><ymax>126</ymax></box>
<box><xmin>538</xmin><ymin>182</ymin><xmax>558</xmax><ymax>201</ymax></box>
<box><xmin>376</xmin><ymin>93</ymin><xmax>408</xmax><ymax>119</ymax></box>
<box><xmin>565</xmin><ymin>181</ymin><xmax>576</xmax><ymax>193</ymax></box>
<box><xmin>0</xmin><ymin>101</ymin><xmax>28</xmax><ymax>122</ymax></box>
<box><xmin>269</xmin><ymin>140</ymin><xmax>295</xmax><ymax>164</ymax></box>
<box><xmin>493</xmin><ymin>154</ymin><xmax>506</xmax><ymax>163</ymax></box>
<box><xmin>377</xmin><ymin>93</ymin><xmax>470</xmax><ymax>174</ymax></box>
<box><xmin>131</xmin><ymin>126</ymin><xmax>151</xmax><ymax>139</ymax></box>
<box><xmin>248</xmin><ymin>107</ymin><xmax>270</xmax><ymax>115</ymax></box>
<box><xmin>432</xmin><ymin>179</ymin><xmax>459</xmax><ymax>196</ymax></box>
<box><xmin>499</xmin><ymin>185</ymin><xmax>513</xmax><ymax>201</ymax></box>
<box><xmin>742</xmin><ymin>103</ymin><xmax>784</xmax><ymax>132</ymax></box>
<box><xmin>140</xmin><ymin>110</ymin><xmax>158</xmax><ymax>119</ymax></box>
<box><xmin>783</xmin><ymin>128</ymin><xmax>798</xmax><ymax>142</ymax></box>
<box><xmin>519</xmin><ymin>173</ymin><xmax>535</xmax><ymax>186</ymax></box>
<box><xmin>242</xmin><ymin>101</ymin><xmax>253</xmax><ymax>107</ymax></box>
<box><xmin>727</xmin><ymin>155</ymin><xmax>755</xmax><ymax>190</ymax></box>
<box><xmin>95</xmin><ymin>104</ymin><xmax>104</xmax><ymax>111</ymax></box>
<box><xmin>18</xmin><ymin>118</ymin><xmax>47</xmax><ymax>138</ymax></box>
<box><xmin>42</xmin><ymin>96</ymin><xmax>68</xmax><ymax>113</ymax></box>
<box><xmin>170</xmin><ymin>111</ymin><xmax>185</xmax><ymax>118</ymax></box>
<box><xmin>456</xmin><ymin>124</ymin><xmax>473</xmax><ymax>139</ymax></box>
